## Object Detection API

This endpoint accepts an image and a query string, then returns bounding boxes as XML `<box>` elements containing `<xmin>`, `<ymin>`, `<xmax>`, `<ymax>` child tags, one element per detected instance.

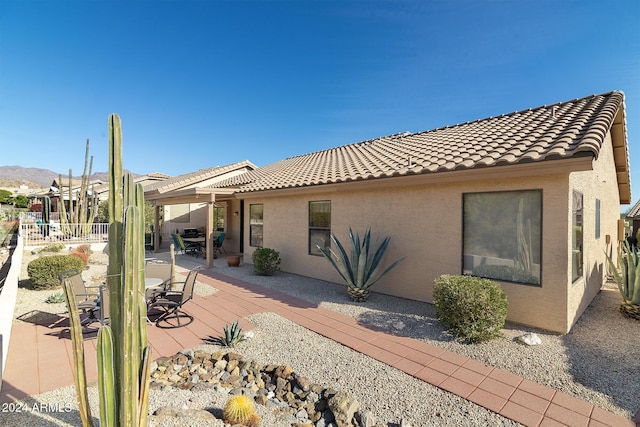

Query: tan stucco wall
<box><xmin>566</xmin><ymin>132</ymin><xmax>621</xmax><ymax>330</ymax></box>
<box><xmin>240</xmin><ymin>173</ymin><xmax>572</xmax><ymax>332</ymax></box>
<box><xmin>238</xmin><ymin>138</ymin><xmax>622</xmax><ymax>333</ymax></box>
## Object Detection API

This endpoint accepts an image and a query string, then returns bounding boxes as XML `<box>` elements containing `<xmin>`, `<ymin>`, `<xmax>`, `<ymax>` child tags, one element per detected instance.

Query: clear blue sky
<box><xmin>1</xmin><ymin>1</ymin><xmax>638</xmax><ymax>203</ymax></box>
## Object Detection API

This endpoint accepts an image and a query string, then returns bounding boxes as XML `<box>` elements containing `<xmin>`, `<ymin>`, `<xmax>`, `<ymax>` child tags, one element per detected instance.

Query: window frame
<box><xmin>462</xmin><ymin>189</ymin><xmax>543</xmax><ymax>286</ymax></box>
<box><xmin>572</xmin><ymin>191</ymin><xmax>584</xmax><ymax>283</ymax></box>
<box><xmin>309</xmin><ymin>200</ymin><xmax>331</xmax><ymax>256</ymax></box>
<box><xmin>249</xmin><ymin>204</ymin><xmax>263</xmax><ymax>248</ymax></box>
<box><xmin>595</xmin><ymin>198</ymin><xmax>601</xmax><ymax>240</ymax></box>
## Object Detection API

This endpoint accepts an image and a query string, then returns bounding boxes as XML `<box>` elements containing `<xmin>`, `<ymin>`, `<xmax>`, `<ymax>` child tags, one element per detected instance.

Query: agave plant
<box><xmin>217</xmin><ymin>320</ymin><xmax>245</xmax><ymax>347</ymax></box>
<box><xmin>606</xmin><ymin>240</ymin><xmax>640</xmax><ymax>320</ymax></box>
<box><xmin>318</xmin><ymin>227</ymin><xmax>405</xmax><ymax>302</ymax></box>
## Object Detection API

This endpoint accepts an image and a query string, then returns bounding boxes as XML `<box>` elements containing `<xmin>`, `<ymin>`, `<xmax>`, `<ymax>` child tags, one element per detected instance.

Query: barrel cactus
<box><xmin>223</xmin><ymin>394</ymin><xmax>259</xmax><ymax>426</ymax></box>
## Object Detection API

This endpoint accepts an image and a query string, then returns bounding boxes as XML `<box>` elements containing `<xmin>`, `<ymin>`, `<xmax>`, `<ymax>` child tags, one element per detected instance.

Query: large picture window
<box><xmin>250</xmin><ymin>204</ymin><xmax>263</xmax><ymax>247</ymax></box>
<box><xmin>309</xmin><ymin>201</ymin><xmax>331</xmax><ymax>255</ymax></box>
<box><xmin>572</xmin><ymin>191</ymin><xmax>583</xmax><ymax>282</ymax></box>
<box><xmin>463</xmin><ymin>190</ymin><xmax>542</xmax><ymax>286</ymax></box>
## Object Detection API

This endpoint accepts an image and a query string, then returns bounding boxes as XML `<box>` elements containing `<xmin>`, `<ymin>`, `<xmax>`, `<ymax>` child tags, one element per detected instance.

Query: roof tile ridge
<box><xmin>406</xmin><ymin>91</ymin><xmax>621</xmax><ymax>139</ymax></box>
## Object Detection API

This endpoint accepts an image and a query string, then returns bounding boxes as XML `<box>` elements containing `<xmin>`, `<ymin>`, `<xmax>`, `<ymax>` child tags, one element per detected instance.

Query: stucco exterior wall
<box><xmin>567</xmin><ymin>132</ymin><xmax>621</xmax><ymax>330</ymax></box>
<box><xmin>240</xmin><ymin>169</ymin><xmax>578</xmax><ymax>332</ymax></box>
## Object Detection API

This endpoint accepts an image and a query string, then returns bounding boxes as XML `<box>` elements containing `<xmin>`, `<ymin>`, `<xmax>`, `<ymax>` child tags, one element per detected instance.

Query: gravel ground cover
<box><xmin>3</xmin><ymin>249</ymin><xmax>638</xmax><ymax>426</ymax></box>
<box><xmin>216</xmin><ymin>263</ymin><xmax>639</xmax><ymax>419</ymax></box>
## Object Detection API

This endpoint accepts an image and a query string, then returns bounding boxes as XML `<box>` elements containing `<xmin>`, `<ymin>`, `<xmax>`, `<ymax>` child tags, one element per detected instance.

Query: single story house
<box><xmin>144</xmin><ymin>161</ymin><xmax>258</xmax><ymax>266</ymax></box>
<box><xmin>151</xmin><ymin>91</ymin><xmax>631</xmax><ymax>333</ymax></box>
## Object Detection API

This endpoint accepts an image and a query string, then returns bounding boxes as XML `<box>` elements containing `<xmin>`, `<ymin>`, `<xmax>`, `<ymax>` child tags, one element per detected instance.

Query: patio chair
<box><xmin>145</xmin><ymin>261</ymin><xmax>173</xmax><ymax>302</ymax></box>
<box><xmin>147</xmin><ymin>267</ymin><xmax>200</xmax><ymax>328</ymax></box>
<box><xmin>172</xmin><ymin>233</ymin><xmax>202</xmax><ymax>257</ymax></box>
<box><xmin>213</xmin><ymin>232</ymin><xmax>226</xmax><ymax>258</ymax></box>
<box><xmin>59</xmin><ymin>269</ymin><xmax>101</xmax><ymax>326</ymax></box>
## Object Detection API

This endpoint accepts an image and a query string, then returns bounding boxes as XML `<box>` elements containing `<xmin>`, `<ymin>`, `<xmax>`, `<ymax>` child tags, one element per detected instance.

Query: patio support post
<box><xmin>206</xmin><ymin>199</ymin><xmax>214</xmax><ymax>268</ymax></box>
<box><xmin>154</xmin><ymin>205</ymin><xmax>160</xmax><ymax>253</ymax></box>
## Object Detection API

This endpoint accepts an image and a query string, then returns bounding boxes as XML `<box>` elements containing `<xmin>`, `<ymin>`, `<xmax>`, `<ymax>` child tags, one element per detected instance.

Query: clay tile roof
<box><xmin>214</xmin><ymin>91</ymin><xmax>629</xmax><ymax>195</ymax></box>
<box><xmin>144</xmin><ymin>160</ymin><xmax>257</xmax><ymax>194</ymax></box>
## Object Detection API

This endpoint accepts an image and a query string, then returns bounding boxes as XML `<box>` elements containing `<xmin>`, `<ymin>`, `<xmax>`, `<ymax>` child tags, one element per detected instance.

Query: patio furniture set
<box><xmin>172</xmin><ymin>231</ymin><xmax>226</xmax><ymax>258</ymax></box>
<box><xmin>58</xmin><ymin>263</ymin><xmax>200</xmax><ymax>330</ymax></box>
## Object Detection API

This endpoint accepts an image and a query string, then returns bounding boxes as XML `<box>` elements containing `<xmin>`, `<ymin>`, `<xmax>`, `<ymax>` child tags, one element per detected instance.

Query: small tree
<box><xmin>11</xmin><ymin>194</ymin><xmax>28</xmax><ymax>208</ymax></box>
<box><xmin>0</xmin><ymin>189</ymin><xmax>12</xmax><ymax>204</ymax></box>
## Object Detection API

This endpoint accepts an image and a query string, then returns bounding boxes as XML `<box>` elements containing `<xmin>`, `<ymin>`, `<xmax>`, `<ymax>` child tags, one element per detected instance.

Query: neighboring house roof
<box><xmin>91</xmin><ymin>172</ymin><xmax>173</xmax><ymax>196</ymax></box>
<box><xmin>626</xmin><ymin>199</ymin><xmax>640</xmax><ymax>218</ymax></box>
<box><xmin>214</xmin><ymin>91</ymin><xmax>631</xmax><ymax>203</ymax></box>
<box><xmin>142</xmin><ymin>172</ymin><xmax>172</xmax><ymax>180</ymax></box>
<box><xmin>144</xmin><ymin>160</ymin><xmax>258</xmax><ymax>195</ymax></box>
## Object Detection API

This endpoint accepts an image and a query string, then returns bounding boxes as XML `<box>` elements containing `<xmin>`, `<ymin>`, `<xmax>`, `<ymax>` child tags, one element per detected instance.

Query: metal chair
<box><xmin>59</xmin><ymin>269</ymin><xmax>101</xmax><ymax>326</ymax></box>
<box><xmin>145</xmin><ymin>261</ymin><xmax>173</xmax><ymax>302</ymax></box>
<box><xmin>147</xmin><ymin>267</ymin><xmax>199</xmax><ymax>328</ymax></box>
<box><xmin>213</xmin><ymin>232</ymin><xmax>226</xmax><ymax>258</ymax></box>
<box><xmin>172</xmin><ymin>233</ymin><xmax>202</xmax><ymax>257</ymax></box>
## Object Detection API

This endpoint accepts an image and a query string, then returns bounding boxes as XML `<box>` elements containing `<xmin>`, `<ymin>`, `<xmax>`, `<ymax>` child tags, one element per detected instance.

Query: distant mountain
<box><xmin>0</xmin><ymin>165</ymin><xmax>138</xmax><ymax>188</ymax></box>
<box><xmin>0</xmin><ymin>166</ymin><xmax>57</xmax><ymax>187</ymax></box>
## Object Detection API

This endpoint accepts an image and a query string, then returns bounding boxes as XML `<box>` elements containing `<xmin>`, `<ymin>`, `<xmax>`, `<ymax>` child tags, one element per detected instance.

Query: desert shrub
<box><xmin>433</xmin><ymin>274</ymin><xmax>508</xmax><ymax>344</ymax></box>
<box><xmin>74</xmin><ymin>244</ymin><xmax>92</xmax><ymax>253</ymax></box>
<box><xmin>252</xmin><ymin>247</ymin><xmax>281</xmax><ymax>276</ymax></box>
<box><xmin>472</xmin><ymin>264</ymin><xmax>539</xmax><ymax>285</ymax></box>
<box><xmin>27</xmin><ymin>255</ymin><xmax>84</xmax><ymax>290</ymax></box>
<box><xmin>46</xmin><ymin>292</ymin><xmax>65</xmax><ymax>304</ymax></box>
<box><xmin>69</xmin><ymin>251</ymin><xmax>89</xmax><ymax>267</ymax></box>
<box><xmin>41</xmin><ymin>243</ymin><xmax>66</xmax><ymax>253</ymax></box>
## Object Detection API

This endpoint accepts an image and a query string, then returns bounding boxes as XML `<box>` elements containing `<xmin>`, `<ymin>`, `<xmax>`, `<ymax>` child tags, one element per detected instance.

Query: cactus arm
<box><xmin>121</xmin><ymin>205</ymin><xmax>139</xmax><ymax>424</ymax></box>
<box><xmin>107</xmin><ymin>114</ymin><xmax>124</xmax><ymax>421</ymax></box>
<box><xmin>97</xmin><ymin>326</ymin><xmax>116</xmax><ymax>427</ymax></box>
<box><xmin>62</xmin><ymin>278</ymin><xmax>95</xmax><ymax>427</ymax></box>
<box><xmin>137</xmin><ymin>346</ymin><xmax>152</xmax><ymax>426</ymax></box>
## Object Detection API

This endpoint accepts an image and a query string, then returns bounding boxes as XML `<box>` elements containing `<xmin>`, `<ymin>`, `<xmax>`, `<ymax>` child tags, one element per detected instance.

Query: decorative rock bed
<box><xmin>150</xmin><ymin>349</ymin><xmax>394</xmax><ymax>427</ymax></box>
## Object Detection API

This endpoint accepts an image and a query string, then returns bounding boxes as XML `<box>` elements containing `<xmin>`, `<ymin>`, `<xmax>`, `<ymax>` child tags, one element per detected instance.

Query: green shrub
<box><xmin>27</xmin><ymin>255</ymin><xmax>84</xmax><ymax>290</ymax></box>
<box><xmin>433</xmin><ymin>274</ymin><xmax>508</xmax><ymax>344</ymax></box>
<box><xmin>252</xmin><ymin>247</ymin><xmax>281</xmax><ymax>276</ymax></box>
<box><xmin>41</xmin><ymin>243</ymin><xmax>66</xmax><ymax>253</ymax></box>
<box><xmin>46</xmin><ymin>292</ymin><xmax>66</xmax><ymax>304</ymax></box>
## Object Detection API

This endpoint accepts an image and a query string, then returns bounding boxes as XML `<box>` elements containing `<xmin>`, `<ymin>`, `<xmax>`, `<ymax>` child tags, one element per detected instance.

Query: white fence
<box><xmin>0</xmin><ymin>230</ymin><xmax>23</xmax><ymax>388</ymax></box>
<box><xmin>20</xmin><ymin>222</ymin><xmax>109</xmax><ymax>247</ymax></box>
<box><xmin>19</xmin><ymin>212</ymin><xmax>61</xmax><ymax>222</ymax></box>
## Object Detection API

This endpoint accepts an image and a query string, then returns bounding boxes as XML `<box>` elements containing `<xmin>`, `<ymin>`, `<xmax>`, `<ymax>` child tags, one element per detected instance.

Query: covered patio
<box><xmin>145</xmin><ymin>186</ymin><xmax>241</xmax><ymax>268</ymax></box>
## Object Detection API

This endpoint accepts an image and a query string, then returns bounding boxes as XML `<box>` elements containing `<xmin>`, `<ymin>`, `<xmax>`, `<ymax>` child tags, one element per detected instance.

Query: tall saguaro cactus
<box><xmin>62</xmin><ymin>114</ymin><xmax>151</xmax><ymax>427</ymax></box>
<box><xmin>59</xmin><ymin>139</ymin><xmax>98</xmax><ymax>237</ymax></box>
<box><xmin>41</xmin><ymin>195</ymin><xmax>51</xmax><ymax>237</ymax></box>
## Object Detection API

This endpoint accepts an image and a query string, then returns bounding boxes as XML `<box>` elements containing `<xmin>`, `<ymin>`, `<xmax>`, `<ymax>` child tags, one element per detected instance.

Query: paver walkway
<box><xmin>0</xmin><ymin>267</ymin><xmax>635</xmax><ymax>427</ymax></box>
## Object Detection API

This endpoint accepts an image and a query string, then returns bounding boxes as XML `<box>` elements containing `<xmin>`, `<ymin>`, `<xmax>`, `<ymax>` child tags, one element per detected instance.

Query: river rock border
<box><xmin>150</xmin><ymin>349</ymin><xmax>399</xmax><ymax>427</ymax></box>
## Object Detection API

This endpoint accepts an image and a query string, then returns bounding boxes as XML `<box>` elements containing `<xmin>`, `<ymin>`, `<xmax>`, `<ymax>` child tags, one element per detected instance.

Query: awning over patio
<box><xmin>145</xmin><ymin>187</ymin><xmax>237</xmax><ymax>268</ymax></box>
